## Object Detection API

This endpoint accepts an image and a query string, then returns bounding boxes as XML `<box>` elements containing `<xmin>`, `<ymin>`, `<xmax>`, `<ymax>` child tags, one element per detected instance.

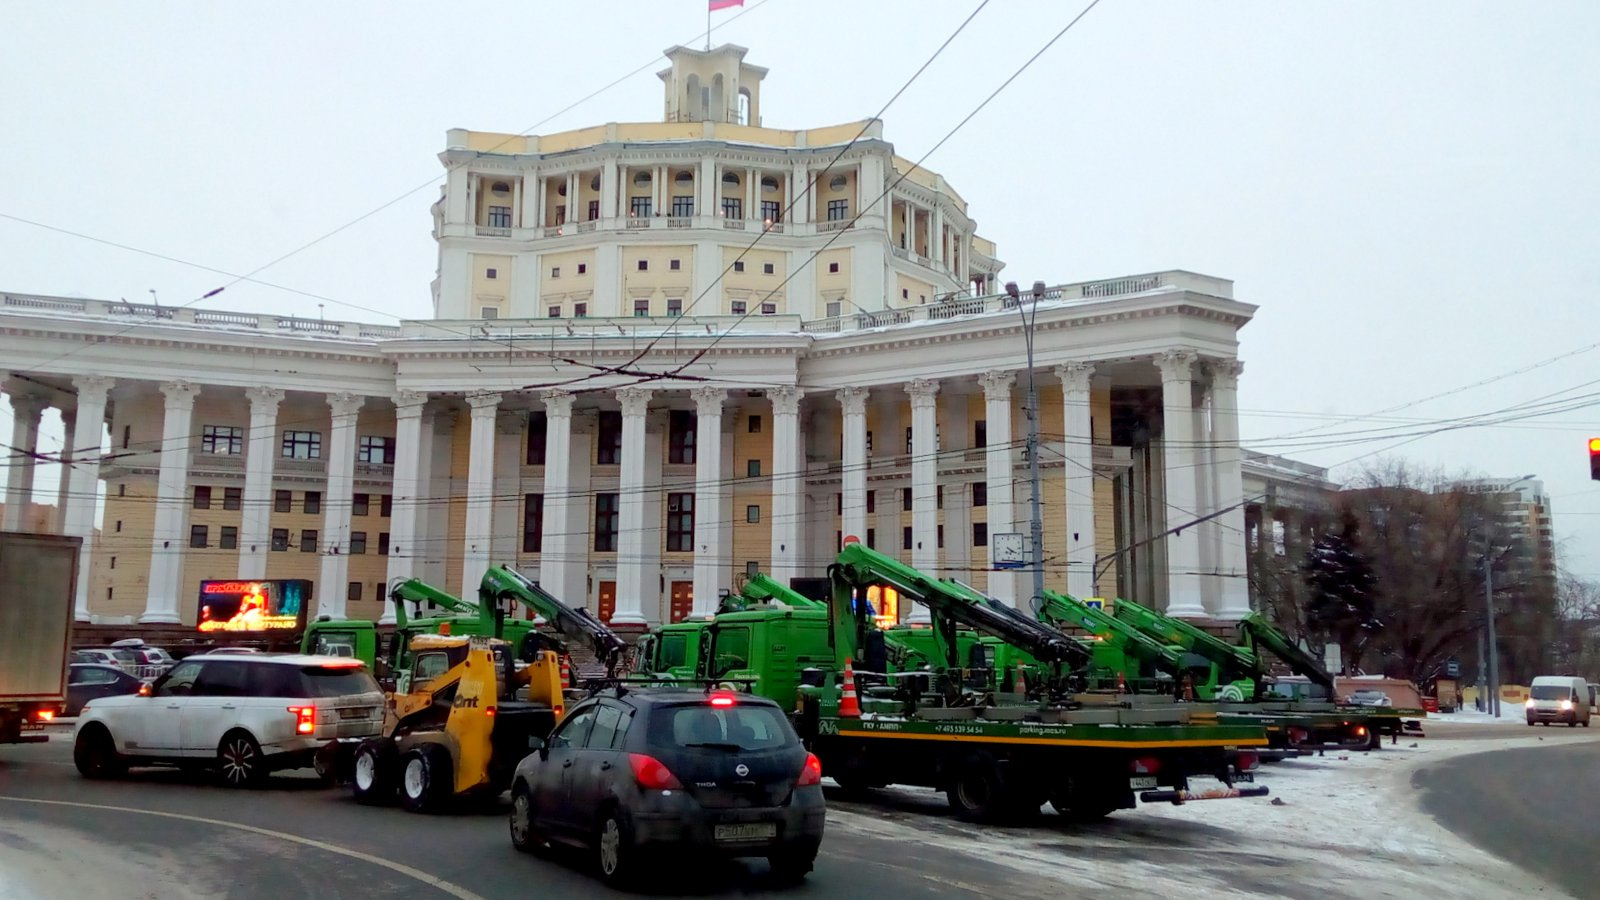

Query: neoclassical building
<box><xmin>0</xmin><ymin>45</ymin><xmax>1256</xmax><ymax>629</ymax></box>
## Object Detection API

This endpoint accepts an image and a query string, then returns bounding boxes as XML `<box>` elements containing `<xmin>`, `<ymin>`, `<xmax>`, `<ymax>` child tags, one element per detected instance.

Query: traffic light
<box><xmin>1590</xmin><ymin>438</ymin><xmax>1600</xmax><ymax>480</ymax></box>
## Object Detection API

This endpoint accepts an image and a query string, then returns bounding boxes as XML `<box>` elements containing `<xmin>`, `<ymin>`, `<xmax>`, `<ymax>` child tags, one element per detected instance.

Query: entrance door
<box><xmin>669</xmin><ymin>581</ymin><xmax>693</xmax><ymax>623</ymax></box>
<box><xmin>597</xmin><ymin>581</ymin><xmax>616</xmax><ymax>624</ymax></box>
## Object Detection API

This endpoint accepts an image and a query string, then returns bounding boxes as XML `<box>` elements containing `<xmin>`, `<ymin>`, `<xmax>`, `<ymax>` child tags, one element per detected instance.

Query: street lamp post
<box><xmin>1005</xmin><ymin>280</ymin><xmax>1049</xmax><ymax>607</ymax></box>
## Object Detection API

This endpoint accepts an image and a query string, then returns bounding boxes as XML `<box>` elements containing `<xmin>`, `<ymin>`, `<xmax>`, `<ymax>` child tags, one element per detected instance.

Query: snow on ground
<box><xmin>823</xmin><ymin>730</ymin><xmax>1594</xmax><ymax>900</ymax></box>
<box><xmin>1429</xmin><ymin>709</ymin><xmax>1536</xmax><ymax>727</ymax></box>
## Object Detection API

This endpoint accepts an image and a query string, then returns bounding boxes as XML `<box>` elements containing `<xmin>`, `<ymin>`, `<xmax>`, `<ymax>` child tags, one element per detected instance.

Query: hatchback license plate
<box><xmin>714</xmin><ymin>823</ymin><xmax>777</xmax><ymax>841</ymax></box>
<box><xmin>1129</xmin><ymin>776</ymin><xmax>1158</xmax><ymax>790</ymax></box>
<box><xmin>338</xmin><ymin>708</ymin><xmax>371</xmax><ymax>720</ymax></box>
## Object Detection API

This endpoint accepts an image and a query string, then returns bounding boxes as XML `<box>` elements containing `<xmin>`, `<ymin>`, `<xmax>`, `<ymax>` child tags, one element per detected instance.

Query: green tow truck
<box><xmin>1105</xmin><ymin>596</ymin><xmax>1423</xmax><ymax>748</ymax></box>
<box><xmin>773</xmin><ymin>543</ymin><xmax>1268</xmax><ymax>821</ymax></box>
<box><xmin>476</xmin><ymin>565</ymin><xmax>630</xmax><ymax>689</ymax></box>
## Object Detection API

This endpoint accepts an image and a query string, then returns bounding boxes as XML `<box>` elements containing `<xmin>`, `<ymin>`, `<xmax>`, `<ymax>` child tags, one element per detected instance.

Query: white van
<box><xmin>1525</xmin><ymin>676</ymin><xmax>1592</xmax><ymax>727</ymax></box>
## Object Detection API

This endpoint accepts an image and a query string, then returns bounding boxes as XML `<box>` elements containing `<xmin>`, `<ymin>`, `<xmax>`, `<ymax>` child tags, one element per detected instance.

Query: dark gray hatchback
<box><xmin>509</xmin><ymin>687</ymin><xmax>826</xmax><ymax>886</ymax></box>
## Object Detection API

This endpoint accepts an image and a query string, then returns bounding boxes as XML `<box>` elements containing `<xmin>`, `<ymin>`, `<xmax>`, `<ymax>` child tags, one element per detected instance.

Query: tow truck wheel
<box><xmin>945</xmin><ymin>758</ymin><xmax>1005</xmax><ymax>823</ymax></box>
<box><xmin>1366</xmin><ymin>729</ymin><xmax>1383</xmax><ymax>751</ymax></box>
<box><xmin>399</xmin><ymin>744</ymin><xmax>453</xmax><ymax>814</ymax></box>
<box><xmin>351</xmin><ymin>740</ymin><xmax>397</xmax><ymax>805</ymax></box>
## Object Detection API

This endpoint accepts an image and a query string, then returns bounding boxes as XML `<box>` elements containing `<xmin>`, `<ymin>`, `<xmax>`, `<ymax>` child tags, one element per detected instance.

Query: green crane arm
<box><xmin>732</xmin><ymin>573</ymin><xmax>825</xmax><ymax>610</ymax></box>
<box><xmin>388</xmin><ymin>578</ymin><xmax>488</xmax><ymax>629</ymax></box>
<box><xmin>1035</xmin><ymin>590</ymin><xmax>1183</xmax><ymax>673</ymax></box>
<box><xmin>1107</xmin><ymin>595</ymin><xmax>1260</xmax><ymax>678</ymax></box>
<box><xmin>480</xmin><ymin>565</ymin><xmax>629</xmax><ymax>675</ymax></box>
<box><xmin>1237</xmin><ymin>613</ymin><xmax>1335</xmax><ymax>693</ymax></box>
<box><xmin>830</xmin><ymin>543</ymin><xmax>1089</xmax><ymax>671</ymax></box>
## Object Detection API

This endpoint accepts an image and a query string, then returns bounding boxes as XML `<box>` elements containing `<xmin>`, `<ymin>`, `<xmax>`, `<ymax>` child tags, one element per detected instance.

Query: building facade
<box><xmin>0</xmin><ymin>46</ymin><xmax>1257</xmax><ymax>629</ymax></box>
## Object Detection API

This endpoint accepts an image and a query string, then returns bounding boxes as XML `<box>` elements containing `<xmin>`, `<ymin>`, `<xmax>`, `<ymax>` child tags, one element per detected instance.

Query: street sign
<box><xmin>1084</xmin><ymin>597</ymin><xmax>1105</xmax><ymax>610</ymax></box>
<box><xmin>1446</xmin><ymin>659</ymin><xmax>1460</xmax><ymax>678</ymax></box>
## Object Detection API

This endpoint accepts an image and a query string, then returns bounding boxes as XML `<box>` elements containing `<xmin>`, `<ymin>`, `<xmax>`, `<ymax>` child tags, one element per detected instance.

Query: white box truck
<box><xmin>0</xmin><ymin>531</ymin><xmax>80</xmax><ymax>744</ymax></box>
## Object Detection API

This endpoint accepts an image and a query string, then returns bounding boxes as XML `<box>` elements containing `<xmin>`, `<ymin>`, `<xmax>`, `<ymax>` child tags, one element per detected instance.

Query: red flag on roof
<box><xmin>710</xmin><ymin>0</ymin><xmax>744</xmax><ymax>10</ymax></box>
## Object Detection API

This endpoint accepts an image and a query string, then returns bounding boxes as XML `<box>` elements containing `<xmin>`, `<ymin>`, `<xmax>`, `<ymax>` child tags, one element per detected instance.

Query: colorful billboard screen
<box><xmin>197</xmin><ymin>579</ymin><xmax>310</xmax><ymax>632</ymax></box>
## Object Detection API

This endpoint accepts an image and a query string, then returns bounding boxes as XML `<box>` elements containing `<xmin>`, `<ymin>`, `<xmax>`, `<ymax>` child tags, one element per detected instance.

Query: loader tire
<box><xmin>351</xmin><ymin>740</ymin><xmax>397</xmax><ymax>805</ymax></box>
<box><xmin>399</xmin><ymin>744</ymin><xmax>453</xmax><ymax>814</ymax></box>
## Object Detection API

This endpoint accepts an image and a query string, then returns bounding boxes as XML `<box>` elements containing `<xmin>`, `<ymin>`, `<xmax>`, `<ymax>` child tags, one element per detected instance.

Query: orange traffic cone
<box><xmin>559</xmin><ymin>655</ymin><xmax>572</xmax><ymax>689</ymax></box>
<box><xmin>838</xmin><ymin>658</ymin><xmax>862</xmax><ymax>718</ymax></box>
<box><xmin>1116</xmin><ymin>671</ymin><xmax>1128</xmax><ymax>694</ymax></box>
<box><xmin>1015</xmin><ymin>660</ymin><xmax>1028</xmax><ymax>694</ymax></box>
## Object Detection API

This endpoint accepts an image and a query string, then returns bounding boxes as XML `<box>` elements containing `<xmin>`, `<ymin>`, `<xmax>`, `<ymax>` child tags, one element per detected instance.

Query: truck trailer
<box><xmin>0</xmin><ymin>532</ymin><xmax>80</xmax><ymax>746</ymax></box>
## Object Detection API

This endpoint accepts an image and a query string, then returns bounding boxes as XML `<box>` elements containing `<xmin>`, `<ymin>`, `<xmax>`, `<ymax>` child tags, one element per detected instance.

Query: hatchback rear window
<box><xmin>1531</xmin><ymin>685</ymin><xmax>1573</xmax><ymax>700</ymax></box>
<box><xmin>648</xmin><ymin>703</ymin><xmax>795</xmax><ymax>752</ymax></box>
<box><xmin>300</xmin><ymin>666</ymin><xmax>381</xmax><ymax>698</ymax></box>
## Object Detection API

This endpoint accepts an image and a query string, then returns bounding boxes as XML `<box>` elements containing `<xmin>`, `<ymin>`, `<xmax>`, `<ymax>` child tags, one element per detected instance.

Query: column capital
<box><xmin>835</xmin><ymin>386</ymin><xmax>869</xmax><ymax>416</ymax></box>
<box><xmin>244</xmin><ymin>386</ymin><xmax>285</xmax><ymax>410</ymax></box>
<box><xmin>541</xmin><ymin>389</ymin><xmax>575</xmax><ymax>418</ymax></box>
<box><xmin>1155</xmin><ymin>349</ymin><xmax>1199</xmax><ymax>383</ymax></box>
<box><xmin>392</xmin><ymin>389</ymin><xmax>428</xmax><ymax>415</ymax></box>
<box><xmin>690</xmin><ymin>386</ymin><xmax>728</xmax><ymax>416</ymax></box>
<box><xmin>767</xmin><ymin>385</ymin><xmax>801</xmax><ymax>416</ymax></box>
<box><xmin>1209</xmin><ymin>358</ymin><xmax>1245</xmax><ymax>389</ymax></box>
<box><xmin>72</xmin><ymin>375</ymin><xmax>116</xmax><ymax>404</ymax></box>
<box><xmin>1054</xmin><ymin>361</ymin><xmax>1094</xmax><ymax>393</ymax></box>
<box><xmin>616</xmin><ymin>387</ymin><xmax>654</xmax><ymax>418</ymax></box>
<box><xmin>160</xmin><ymin>380</ymin><xmax>200</xmax><ymax>409</ymax></box>
<box><xmin>978</xmin><ymin>371</ymin><xmax>1015</xmax><ymax>400</ymax></box>
<box><xmin>466</xmin><ymin>390</ymin><xmax>502</xmax><ymax>414</ymax></box>
<box><xmin>905</xmin><ymin>378</ymin><xmax>940</xmax><ymax>408</ymax></box>
<box><xmin>328</xmin><ymin>391</ymin><xmax>364</xmax><ymax>420</ymax></box>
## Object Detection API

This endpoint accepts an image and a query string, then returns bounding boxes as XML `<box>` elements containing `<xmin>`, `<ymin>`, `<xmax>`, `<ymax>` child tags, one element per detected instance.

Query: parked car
<box><xmin>72</xmin><ymin>654</ymin><xmax>385</xmax><ymax>787</ymax></box>
<box><xmin>509</xmin><ymin>688</ymin><xmax>825</xmax><ymax>886</ymax></box>
<box><xmin>200</xmin><ymin>647</ymin><xmax>264</xmax><ymax>655</ymax></box>
<box><xmin>1345</xmin><ymin>689</ymin><xmax>1393</xmax><ymax>707</ymax></box>
<box><xmin>71</xmin><ymin>649</ymin><xmax>123</xmax><ymax>668</ymax></box>
<box><xmin>66</xmin><ymin>664</ymin><xmax>146</xmax><ymax>716</ymax></box>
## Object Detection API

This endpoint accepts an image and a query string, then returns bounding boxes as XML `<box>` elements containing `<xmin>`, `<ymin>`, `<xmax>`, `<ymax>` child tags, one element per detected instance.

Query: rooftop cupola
<box><xmin>658</xmin><ymin>44</ymin><xmax>768</xmax><ymax>125</ymax></box>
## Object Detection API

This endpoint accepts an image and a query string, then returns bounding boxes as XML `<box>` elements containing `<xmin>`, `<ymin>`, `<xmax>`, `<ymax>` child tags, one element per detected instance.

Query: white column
<box><xmin>837</xmin><ymin>387</ymin><xmax>869</xmax><ymax>544</ymax></box>
<box><xmin>768</xmin><ymin>386</ymin><xmax>803</xmax><ymax>586</ymax></box>
<box><xmin>1158</xmin><ymin>351</ymin><xmax>1206</xmax><ymax>618</ymax></box>
<box><xmin>539</xmin><ymin>391</ymin><xmax>584</xmax><ymax>605</ymax></box>
<box><xmin>746</xmin><ymin>166</ymin><xmax>757</xmax><ymax>219</ymax></box>
<box><xmin>2</xmin><ymin>392</ymin><xmax>45</xmax><ymax>530</ymax></box>
<box><xmin>461</xmin><ymin>391</ymin><xmax>501</xmax><ymax>601</ymax></box>
<box><xmin>54</xmin><ymin>410</ymin><xmax>74</xmax><ymax>525</ymax></box>
<box><xmin>566</xmin><ymin>173</ymin><xmax>578</xmax><ymax>224</ymax></box>
<box><xmin>1057</xmin><ymin>362</ymin><xmax>1096</xmax><ymax>599</ymax></box>
<box><xmin>238</xmin><ymin>387</ymin><xmax>284</xmax><ymax>580</ymax></box>
<box><xmin>141</xmin><ymin>380</ymin><xmax>200</xmax><ymax>624</ymax></box>
<box><xmin>535</xmin><ymin>176</ymin><xmax>548</xmax><ymax>227</ymax></box>
<box><xmin>614</xmin><ymin>388</ymin><xmax>655</xmax><ymax>625</ymax></box>
<box><xmin>906</xmin><ymin>379</ymin><xmax>940</xmax><ymax>622</ymax></box>
<box><xmin>699</xmin><ymin>158</ymin><xmax>715</xmax><ymax>220</ymax></box>
<box><xmin>653</xmin><ymin>165</ymin><xmax>666</xmax><ymax>214</ymax></box>
<box><xmin>1212</xmin><ymin>360</ymin><xmax>1251</xmax><ymax>619</ymax></box>
<box><xmin>691</xmin><ymin>388</ymin><xmax>727</xmax><ymax>616</ymax></box>
<box><xmin>382</xmin><ymin>390</ymin><xmax>428</xmax><ymax>623</ymax></box>
<box><xmin>316</xmin><ymin>392</ymin><xmax>362</xmax><ymax>620</ymax></box>
<box><xmin>979</xmin><ymin>371</ymin><xmax>1017</xmax><ymax>607</ymax></box>
<box><xmin>931</xmin><ymin>207</ymin><xmax>945</xmax><ymax>265</ymax></box>
<box><xmin>65</xmin><ymin>377</ymin><xmax>112</xmax><ymax>621</ymax></box>
<box><xmin>600</xmin><ymin>161</ymin><xmax>620</xmax><ymax>223</ymax></box>
<box><xmin>511</xmin><ymin>178</ymin><xmax>523</xmax><ymax>229</ymax></box>
<box><xmin>792</xmin><ymin>164</ymin><xmax>810</xmax><ymax>224</ymax></box>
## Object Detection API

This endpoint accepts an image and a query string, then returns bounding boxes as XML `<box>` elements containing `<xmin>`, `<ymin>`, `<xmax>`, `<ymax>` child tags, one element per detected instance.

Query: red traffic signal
<box><xmin>1591</xmin><ymin>438</ymin><xmax>1600</xmax><ymax>480</ymax></box>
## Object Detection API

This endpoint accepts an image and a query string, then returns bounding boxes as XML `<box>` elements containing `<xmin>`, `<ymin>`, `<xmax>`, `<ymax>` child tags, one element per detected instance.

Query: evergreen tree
<box><xmin>1302</xmin><ymin>509</ymin><xmax>1382</xmax><ymax>673</ymax></box>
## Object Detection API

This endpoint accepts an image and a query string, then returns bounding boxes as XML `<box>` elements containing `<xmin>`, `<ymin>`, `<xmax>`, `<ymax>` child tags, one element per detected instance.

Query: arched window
<box><xmin>737</xmin><ymin>88</ymin><xmax>752</xmax><ymax>125</ymax></box>
<box><xmin>491</xmin><ymin>181</ymin><xmax>510</xmax><ymax>194</ymax></box>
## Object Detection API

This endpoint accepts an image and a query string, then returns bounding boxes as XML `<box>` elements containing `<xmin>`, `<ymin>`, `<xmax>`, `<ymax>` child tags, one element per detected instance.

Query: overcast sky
<box><xmin>4</xmin><ymin>1</ymin><xmax>1598</xmax><ymax>575</ymax></box>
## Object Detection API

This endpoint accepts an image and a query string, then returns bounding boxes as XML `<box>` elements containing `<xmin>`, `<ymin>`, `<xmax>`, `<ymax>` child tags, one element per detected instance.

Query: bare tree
<box><xmin>1552</xmin><ymin>571</ymin><xmax>1600</xmax><ymax>678</ymax></box>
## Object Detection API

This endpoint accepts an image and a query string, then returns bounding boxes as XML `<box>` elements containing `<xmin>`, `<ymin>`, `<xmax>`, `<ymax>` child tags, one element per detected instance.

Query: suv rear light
<box><xmin>796</xmin><ymin>752</ymin><xmax>822</xmax><ymax>787</ymax></box>
<box><xmin>628</xmin><ymin>753</ymin><xmax>683</xmax><ymax>790</ymax></box>
<box><xmin>287</xmin><ymin>706</ymin><xmax>316</xmax><ymax>735</ymax></box>
<box><xmin>708</xmin><ymin>690</ymin><xmax>738</xmax><ymax>708</ymax></box>
<box><xmin>1130</xmin><ymin>756</ymin><xmax>1162</xmax><ymax>775</ymax></box>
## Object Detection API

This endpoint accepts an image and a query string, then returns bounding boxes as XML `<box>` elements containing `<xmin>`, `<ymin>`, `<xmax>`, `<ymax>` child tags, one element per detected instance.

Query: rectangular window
<box><xmin>523</xmin><ymin>494</ymin><xmax>544</xmax><ymax>553</ymax></box>
<box><xmin>668</xmin><ymin>410</ymin><xmax>696</xmax><ymax>464</ymax></box>
<box><xmin>595</xmin><ymin>493</ymin><xmax>620</xmax><ymax>552</ymax></box>
<box><xmin>115</xmin><ymin>520</ymin><xmax>122</xmax><ymax>533</ymax></box>
<box><xmin>972</xmin><ymin>482</ymin><xmax>988</xmax><ymax>507</ymax></box>
<box><xmin>349</xmin><ymin>531</ymin><xmax>367</xmax><ymax>555</ymax></box>
<box><xmin>482</xmin><ymin>306</ymin><xmax>499</xmax><ymax>319</ymax></box>
<box><xmin>597</xmin><ymin>411</ymin><xmax>623</xmax><ymax>465</ymax></box>
<box><xmin>380</xmin><ymin>494</ymin><xmax>393</xmax><ymax>517</ymax></box>
<box><xmin>827</xmin><ymin>199</ymin><xmax>849</xmax><ymax>221</ymax></box>
<box><xmin>630</xmin><ymin>197</ymin><xmax>652</xmax><ymax>218</ymax></box>
<box><xmin>574</xmin><ymin>302</ymin><xmax>588</xmax><ymax>318</ymax></box>
<box><xmin>937</xmin><ymin>524</ymin><xmax>945</xmax><ymax>549</ymax></box>
<box><xmin>192</xmin><ymin>485</ymin><xmax>212</xmax><ymax>510</ymax></box>
<box><xmin>746</xmin><ymin>505</ymin><xmax>760</xmax><ymax>523</ymax></box>
<box><xmin>671</xmin><ymin>195</ymin><xmax>694</xmax><ymax>217</ymax></box>
<box><xmin>201</xmin><ymin>425</ymin><xmax>243</xmax><ymax>454</ymax></box>
<box><xmin>760</xmin><ymin>200</ymin><xmax>781</xmax><ymax>223</ymax></box>
<box><xmin>866</xmin><ymin>528</ymin><xmax>876</xmax><ymax>548</ymax></box>
<box><xmin>304</xmin><ymin>491</ymin><xmax>321</xmax><ymax>515</ymax></box>
<box><xmin>486</xmin><ymin>267</ymin><xmax>498</xmax><ymax>279</ymax></box>
<box><xmin>271</xmin><ymin>528</ymin><xmax>289</xmax><ymax>551</ymax></box>
<box><xmin>763</xmin><ymin>263</ymin><xmax>774</xmax><ymax>275</ymax></box>
<box><xmin>902</xmin><ymin>526</ymin><xmax>913</xmax><ymax>551</ymax></box>
<box><xmin>722</xmin><ymin>197</ymin><xmax>742</xmax><ymax>219</ymax></box>
<box><xmin>866</xmin><ymin>490</ymin><xmax>876</xmax><ymax>513</ymax></box>
<box><xmin>828</xmin><ymin>262</ymin><xmax>840</xmax><ymax>274</ymax></box>
<box><xmin>637</xmin><ymin>259</ymin><xmax>649</xmax><ymax>271</ymax></box>
<box><xmin>110</xmin><ymin>556</ymin><xmax>116</xmax><ymax>569</ymax></box>
<box><xmin>300</xmin><ymin>529</ymin><xmax>319</xmax><ymax>553</ymax></box>
<box><xmin>223</xmin><ymin>487</ymin><xmax>242</xmax><ymax>510</ymax></box>
<box><xmin>487</xmin><ymin>206</ymin><xmax>511</xmax><ymax>228</ymax></box>
<box><xmin>937</xmin><ymin>485</ymin><xmax>944</xmax><ymax>509</ymax></box>
<box><xmin>760</xmin><ymin>302</ymin><xmax>776</xmax><ymax>315</ymax></box>
<box><xmin>378</xmin><ymin>532</ymin><xmax>390</xmax><ymax>555</ymax></box>
<box><xmin>551</xmin><ymin>267</ymin><xmax>561</xmax><ymax>278</ymax></box>
<box><xmin>825</xmin><ymin>301</ymin><xmax>841</xmax><ymax>318</ymax></box>
<box><xmin>118</xmin><ymin>483</ymin><xmax>125</xmax><ymax>497</ymax></box>
<box><xmin>548</xmin><ymin>305</ymin><xmax>561</xmax><ymax>318</ymax></box>
<box><xmin>974</xmin><ymin>419</ymin><xmax>987</xmax><ymax>448</ymax></box>
<box><xmin>906</xmin><ymin>426</ymin><xmax>914</xmax><ymax>454</ymax></box>
<box><xmin>275</xmin><ymin>490</ymin><xmax>292</xmax><ymax>513</ymax></box>
<box><xmin>747</xmin><ymin>459</ymin><xmax>761</xmax><ymax>477</ymax></box>
<box><xmin>220</xmin><ymin>526</ymin><xmax>238</xmax><ymax>550</ymax></box>
<box><xmin>526</xmin><ymin>411</ymin><xmax>547</xmax><ymax>465</ymax></box>
<box><xmin>634</xmin><ymin>299</ymin><xmax>650</xmax><ymax>317</ymax></box>
<box><xmin>666</xmin><ymin>493</ymin><xmax>694</xmax><ymax>552</ymax></box>
<box><xmin>666</xmin><ymin>297</ymin><xmax>682</xmax><ymax>317</ymax></box>
<box><xmin>282</xmin><ymin>430</ymin><xmax>322</xmax><ymax>459</ymax></box>
<box><xmin>587</xmin><ymin>200</ymin><xmax>600</xmax><ymax>221</ymax></box>
<box><xmin>352</xmin><ymin>493</ymin><xmax>369</xmax><ymax>516</ymax></box>
<box><xmin>189</xmin><ymin>525</ymin><xmax>208</xmax><ymax>548</ymax></box>
<box><xmin>577</xmin><ymin>263</ymin><xmax>587</xmax><ymax>274</ymax></box>
<box><xmin>554</xmin><ymin>205</ymin><xmax>566</xmax><ymax>224</ymax></box>
<box><xmin>726</xmin><ymin>299</ymin><xmax>745</xmax><ymax>315</ymax></box>
<box><xmin>748</xmin><ymin>414</ymin><xmax>762</xmax><ymax>434</ymax></box>
<box><xmin>669</xmin><ymin>258</ymin><xmax>681</xmax><ymax>271</ymax></box>
<box><xmin>902</xmin><ymin>488</ymin><xmax>912</xmax><ymax>512</ymax></box>
<box><xmin>357</xmin><ymin>436</ymin><xmax>395</xmax><ymax>465</ymax></box>
<box><xmin>121</xmin><ymin>425</ymin><xmax>130</xmax><ymax>449</ymax></box>
<box><xmin>733</xmin><ymin>261</ymin><xmax>745</xmax><ymax>273</ymax></box>
<box><xmin>746</xmin><ymin>561</ymin><xmax>760</xmax><ymax>578</ymax></box>
<box><xmin>836</xmin><ymin>493</ymin><xmax>843</xmax><ymax>515</ymax></box>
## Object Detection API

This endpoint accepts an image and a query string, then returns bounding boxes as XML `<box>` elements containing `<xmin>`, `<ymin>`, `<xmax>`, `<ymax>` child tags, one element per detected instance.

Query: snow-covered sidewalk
<box><xmin>824</xmin><ymin>730</ymin><xmax>1593</xmax><ymax>899</ymax></box>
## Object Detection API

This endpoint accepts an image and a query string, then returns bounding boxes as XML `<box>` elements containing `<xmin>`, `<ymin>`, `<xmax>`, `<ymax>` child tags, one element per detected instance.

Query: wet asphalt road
<box><xmin>1416</xmin><ymin>734</ymin><xmax>1600</xmax><ymax>899</ymax></box>
<box><xmin>0</xmin><ymin>733</ymin><xmax>1063</xmax><ymax>900</ymax></box>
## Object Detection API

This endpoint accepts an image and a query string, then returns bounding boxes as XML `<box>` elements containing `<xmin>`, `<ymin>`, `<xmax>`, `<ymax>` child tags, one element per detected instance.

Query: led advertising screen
<box><xmin>197</xmin><ymin>579</ymin><xmax>310</xmax><ymax>633</ymax></box>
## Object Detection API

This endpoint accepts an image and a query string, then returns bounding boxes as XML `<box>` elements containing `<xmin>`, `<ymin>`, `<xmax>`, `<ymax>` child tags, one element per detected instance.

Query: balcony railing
<box><xmin>475</xmin><ymin>225</ymin><xmax>512</xmax><ymax>237</ymax></box>
<box><xmin>1</xmin><ymin>293</ymin><xmax>403</xmax><ymax>340</ymax></box>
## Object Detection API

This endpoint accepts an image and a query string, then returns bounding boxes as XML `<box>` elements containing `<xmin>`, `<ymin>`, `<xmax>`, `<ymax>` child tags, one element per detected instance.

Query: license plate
<box><xmin>338</xmin><ymin>708</ymin><xmax>371</xmax><ymax>720</ymax></box>
<box><xmin>1129</xmin><ymin>776</ymin><xmax>1158</xmax><ymax>790</ymax></box>
<box><xmin>1237</xmin><ymin>773</ymin><xmax>1254</xmax><ymax>783</ymax></box>
<box><xmin>714</xmin><ymin>823</ymin><xmax>777</xmax><ymax>841</ymax></box>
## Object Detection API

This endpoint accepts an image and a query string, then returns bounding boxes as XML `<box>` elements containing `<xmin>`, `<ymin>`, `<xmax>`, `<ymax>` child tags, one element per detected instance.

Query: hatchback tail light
<box><xmin>287</xmin><ymin>706</ymin><xmax>316</xmax><ymax>735</ymax></box>
<box><xmin>628</xmin><ymin>753</ymin><xmax>683</xmax><ymax>790</ymax></box>
<box><xmin>796</xmin><ymin>752</ymin><xmax>822</xmax><ymax>787</ymax></box>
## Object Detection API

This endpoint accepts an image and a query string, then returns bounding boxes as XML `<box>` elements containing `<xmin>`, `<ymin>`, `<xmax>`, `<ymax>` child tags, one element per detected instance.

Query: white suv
<box><xmin>73</xmin><ymin>653</ymin><xmax>385</xmax><ymax>787</ymax></box>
